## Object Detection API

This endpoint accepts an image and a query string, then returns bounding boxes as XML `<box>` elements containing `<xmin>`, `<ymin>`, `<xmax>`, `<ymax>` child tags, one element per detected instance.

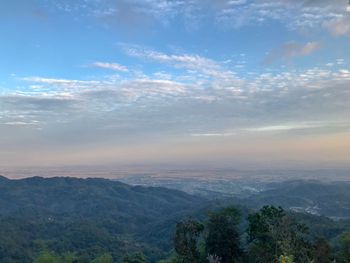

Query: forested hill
<box><xmin>0</xmin><ymin>176</ymin><xmax>206</xmax><ymax>262</ymax></box>
<box><xmin>0</xmin><ymin>175</ymin><xmax>204</xmax><ymax>217</ymax></box>
<box><xmin>1</xmin><ymin>176</ymin><xmax>349</xmax><ymax>262</ymax></box>
<box><xmin>241</xmin><ymin>180</ymin><xmax>350</xmax><ymax>219</ymax></box>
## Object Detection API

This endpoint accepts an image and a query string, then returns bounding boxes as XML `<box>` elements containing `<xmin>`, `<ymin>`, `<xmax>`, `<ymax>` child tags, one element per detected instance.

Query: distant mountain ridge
<box><xmin>239</xmin><ymin>180</ymin><xmax>350</xmax><ymax>219</ymax></box>
<box><xmin>0</xmin><ymin>176</ymin><xmax>204</xmax><ymax>216</ymax></box>
<box><xmin>120</xmin><ymin>174</ymin><xmax>350</xmax><ymax>219</ymax></box>
<box><xmin>0</xmin><ymin>176</ymin><xmax>206</xmax><ymax>262</ymax></box>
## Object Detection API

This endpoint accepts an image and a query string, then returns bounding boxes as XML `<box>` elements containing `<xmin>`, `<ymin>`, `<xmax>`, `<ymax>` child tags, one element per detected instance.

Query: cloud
<box><xmin>2</xmin><ymin>58</ymin><xmax>350</xmax><ymax>168</ymax></box>
<box><xmin>244</xmin><ymin>122</ymin><xmax>328</xmax><ymax>133</ymax></box>
<box><xmin>125</xmin><ymin>47</ymin><xmax>218</xmax><ymax>71</ymax></box>
<box><xmin>22</xmin><ymin>77</ymin><xmax>100</xmax><ymax>88</ymax></box>
<box><xmin>92</xmin><ymin>62</ymin><xmax>128</xmax><ymax>72</ymax></box>
<box><xmin>191</xmin><ymin>132</ymin><xmax>235</xmax><ymax>137</ymax></box>
<box><xmin>324</xmin><ymin>16</ymin><xmax>350</xmax><ymax>36</ymax></box>
<box><xmin>123</xmin><ymin>46</ymin><xmax>240</xmax><ymax>85</ymax></box>
<box><xmin>263</xmin><ymin>41</ymin><xmax>320</xmax><ymax>64</ymax></box>
<box><xmin>3</xmin><ymin>47</ymin><xmax>350</xmax><ymax>158</ymax></box>
<box><xmin>191</xmin><ymin>121</ymin><xmax>350</xmax><ymax>137</ymax></box>
<box><xmin>2</xmin><ymin>121</ymin><xmax>40</xmax><ymax>126</ymax></box>
<box><xmin>11</xmin><ymin>64</ymin><xmax>350</xmax><ymax>129</ymax></box>
<box><xmin>46</xmin><ymin>0</ymin><xmax>349</xmax><ymax>36</ymax></box>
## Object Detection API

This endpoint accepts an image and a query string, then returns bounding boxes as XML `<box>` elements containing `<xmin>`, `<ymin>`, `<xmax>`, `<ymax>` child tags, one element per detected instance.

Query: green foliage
<box><xmin>313</xmin><ymin>237</ymin><xmax>332</xmax><ymax>263</ymax></box>
<box><xmin>156</xmin><ymin>253</ymin><xmax>181</xmax><ymax>263</ymax></box>
<box><xmin>0</xmin><ymin>176</ymin><xmax>204</xmax><ymax>263</ymax></box>
<box><xmin>247</xmin><ymin>206</ymin><xmax>312</xmax><ymax>263</ymax></box>
<box><xmin>91</xmin><ymin>253</ymin><xmax>114</xmax><ymax>263</ymax></box>
<box><xmin>1</xmin><ymin>176</ymin><xmax>350</xmax><ymax>263</ymax></box>
<box><xmin>278</xmin><ymin>255</ymin><xmax>294</xmax><ymax>263</ymax></box>
<box><xmin>34</xmin><ymin>251</ymin><xmax>78</xmax><ymax>263</ymax></box>
<box><xmin>123</xmin><ymin>252</ymin><xmax>147</xmax><ymax>263</ymax></box>
<box><xmin>205</xmin><ymin>207</ymin><xmax>242</xmax><ymax>263</ymax></box>
<box><xmin>163</xmin><ymin>205</ymin><xmax>350</xmax><ymax>263</ymax></box>
<box><xmin>240</xmin><ymin>180</ymin><xmax>350</xmax><ymax>219</ymax></box>
<box><xmin>34</xmin><ymin>251</ymin><xmax>61</xmax><ymax>263</ymax></box>
<box><xmin>336</xmin><ymin>232</ymin><xmax>350</xmax><ymax>263</ymax></box>
<box><xmin>174</xmin><ymin>219</ymin><xmax>204</xmax><ymax>263</ymax></box>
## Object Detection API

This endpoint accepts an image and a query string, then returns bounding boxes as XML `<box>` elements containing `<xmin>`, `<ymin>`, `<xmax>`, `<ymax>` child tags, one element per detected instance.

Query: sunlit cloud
<box><xmin>263</xmin><ymin>41</ymin><xmax>320</xmax><ymax>64</ymax></box>
<box><xmin>324</xmin><ymin>16</ymin><xmax>350</xmax><ymax>36</ymax></box>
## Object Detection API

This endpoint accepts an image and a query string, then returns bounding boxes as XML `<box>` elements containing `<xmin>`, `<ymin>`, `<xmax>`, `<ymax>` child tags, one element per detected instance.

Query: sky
<box><xmin>0</xmin><ymin>0</ymin><xmax>350</xmax><ymax>169</ymax></box>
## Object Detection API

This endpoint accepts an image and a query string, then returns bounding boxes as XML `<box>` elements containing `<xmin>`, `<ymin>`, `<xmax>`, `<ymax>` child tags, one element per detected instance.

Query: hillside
<box><xmin>241</xmin><ymin>180</ymin><xmax>350</xmax><ymax>219</ymax></box>
<box><xmin>1</xmin><ymin>176</ymin><xmax>350</xmax><ymax>262</ymax></box>
<box><xmin>121</xmin><ymin>175</ymin><xmax>350</xmax><ymax>219</ymax></box>
<box><xmin>0</xmin><ymin>176</ymin><xmax>206</xmax><ymax>262</ymax></box>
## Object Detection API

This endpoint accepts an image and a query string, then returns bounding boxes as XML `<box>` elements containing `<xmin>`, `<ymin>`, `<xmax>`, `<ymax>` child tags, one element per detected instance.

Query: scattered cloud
<box><xmin>92</xmin><ymin>62</ymin><xmax>128</xmax><ymax>72</ymax></box>
<box><xmin>2</xmin><ymin>0</ymin><xmax>350</xmax><ymax>167</ymax></box>
<box><xmin>264</xmin><ymin>41</ymin><xmax>320</xmax><ymax>64</ymax></box>
<box><xmin>324</xmin><ymin>16</ymin><xmax>350</xmax><ymax>36</ymax></box>
<box><xmin>2</xmin><ymin>54</ymin><xmax>350</xmax><ymax>168</ymax></box>
<box><xmin>47</xmin><ymin>0</ymin><xmax>349</xmax><ymax>35</ymax></box>
<box><xmin>191</xmin><ymin>132</ymin><xmax>235</xmax><ymax>137</ymax></box>
<box><xmin>1</xmin><ymin>120</ymin><xmax>40</xmax><ymax>126</ymax></box>
<box><xmin>6</xmin><ymin>57</ymin><xmax>349</xmax><ymax>139</ymax></box>
<box><xmin>22</xmin><ymin>77</ymin><xmax>100</xmax><ymax>88</ymax></box>
<box><xmin>123</xmin><ymin>46</ymin><xmax>242</xmax><ymax>89</ymax></box>
<box><xmin>244</xmin><ymin>122</ymin><xmax>327</xmax><ymax>133</ymax></box>
<box><xmin>125</xmin><ymin>47</ymin><xmax>221</xmax><ymax>73</ymax></box>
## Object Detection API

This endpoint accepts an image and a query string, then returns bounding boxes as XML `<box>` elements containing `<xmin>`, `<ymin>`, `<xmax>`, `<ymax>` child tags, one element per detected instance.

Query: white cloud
<box><xmin>2</xmin><ymin>121</ymin><xmax>39</xmax><ymax>126</ymax></box>
<box><xmin>5</xmin><ymin>46</ymin><xmax>349</xmax><ymax>146</ymax></box>
<box><xmin>125</xmin><ymin>47</ymin><xmax>219</xmax><ymax>72</ymax></box>
<box><xmin>92</xmin><ymin>61</ymin><xmax>129</xmax><ymax>72</ymax></box>
<box><xmin>22</xmin><ymin>77</ymin><xmax>100</xmax><ymax>87</ymax></box>
<box><xmin>191</xmin><ymin>132</ymin><xmax>235</xmax><ymax>137</ymax></box>
<box><xmin>245</xmin><ymin>123</ymin><xmax>325</xmax><ymax>132</ymax></box>
<box><xmin>48</xmin><ymin>0</ymin><xmax>349</xmax><ymax>36</ymax></box>
<box><xmin>124</xmin><ymin>46</ymin><xmax>242</xmax><ymax>89</ymax></box>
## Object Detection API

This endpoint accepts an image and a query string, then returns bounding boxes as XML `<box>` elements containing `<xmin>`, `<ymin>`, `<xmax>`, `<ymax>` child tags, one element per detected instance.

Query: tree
<box><xmin>207</xmin><ymin>254</ymin><xmax>222</xmax><ymax>263</ymax></box>
<box><xmin>174</xmin><ymin>219</ymin><xmax>204</xmax><ymax>263</ymax></box>
<box><xmin>247</xmin><ymin>206</ymin><xmax>311</xmax><ymax>263</ymax></box>
<box><xmin>123</xmin><ymin>252</ymin><xmax>147</xmax><ymax>263</ymax></box>
<box><xmin>279</xmin><ymin>255</ymin><xmax>294</xmax><ymax>263</ymax></box>
<box><xmin>313</xmin><ymin>237</ymin><xmax>332</xmax><ymax>263</ymax></box>
<box><xmin>34</xmin><ymin>252</ymin><xmax>61</xmax><ymax>263</ymax></box>
<box><xmin>34</xmin><ymin>251</ymin><xmax>78</xmax><ymax>263</ymax></box>
<box><xmin>205</xmin><ymin>207</ymin><xmax>242</xmax><ymax>263</ymax></box>
<box><xmin>336</xmin><ymin>232</ymin><xmax>350</xmax><ymax>263</ymax></box>
<box><xmin>92</xmin><ymin>253</ymin><xmax>113</xmax><ymax>263</ymax></box>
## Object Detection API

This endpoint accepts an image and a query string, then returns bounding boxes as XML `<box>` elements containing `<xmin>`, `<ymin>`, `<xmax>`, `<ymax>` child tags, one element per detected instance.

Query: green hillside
<box><xmin>0</xmin><ymin>176</ymin><xmax>205</xmax><ymax>262</ymax></box>
<box><xmin>0</xmin><ymin>176</ymin><xmax>349</xmax><ymax>263</ymax></box>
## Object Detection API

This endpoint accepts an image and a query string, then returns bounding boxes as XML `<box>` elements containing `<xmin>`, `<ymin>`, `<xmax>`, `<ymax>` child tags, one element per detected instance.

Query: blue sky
<box><xmin>1</xmin><ymin>0</ymin><xmax>350</xmax><ymax>168</ymax></box>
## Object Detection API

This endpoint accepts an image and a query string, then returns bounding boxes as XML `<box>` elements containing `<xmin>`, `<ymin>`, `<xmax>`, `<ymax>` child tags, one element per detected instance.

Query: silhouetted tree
<box><xmin>313</xmin><ymin>237</ymin><xmax>332</xmax><ymax>263</ymax></box>
<box><xmin>174</xmin><ymin>219</ymin><xmax>204</xmax><ymax>263</ymax></box>
<box><xmin>206</xmin><ymin>207</ymin><xmax>242</xmax><ymax>263</ymax></box>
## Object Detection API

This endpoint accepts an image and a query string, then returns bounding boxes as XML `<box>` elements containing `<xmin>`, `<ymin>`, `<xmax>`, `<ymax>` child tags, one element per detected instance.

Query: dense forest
<box><xmin>0</xmin><ymin>176</ymin><xmax>349</xmax><ymax>262</ymax></box>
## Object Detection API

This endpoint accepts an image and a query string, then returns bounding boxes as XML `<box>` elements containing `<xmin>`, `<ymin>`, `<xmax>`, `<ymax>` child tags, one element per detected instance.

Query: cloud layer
<box><xmin>47</xmin><ymin>0</ymin><xmax>349</xmax><ymax>34</ymax></box>
<box><xmin>1</xmin><ymin>0</ymin><xmax>350</xmax><ymax>168</ymax></box>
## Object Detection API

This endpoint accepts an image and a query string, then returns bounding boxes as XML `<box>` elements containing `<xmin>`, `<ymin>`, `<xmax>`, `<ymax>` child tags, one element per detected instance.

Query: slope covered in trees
<box><xmin>0</xmin><ymin>176</ymin><xmax>349</xmax><ymax>262</ymax></box>
<box><xmin>167</xmin><ymin>206</ymin><xmax>350</xmax><ymax>263</ymax></box>
<box><xmin>240</xmin><ymin>180</ymin><xmax>350</xmax><ymax>219</ymax></box>
<box><xmin>0</xmin><ymin>176</ymin><xmax>205</xmax><ymax>262</ymax></box>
